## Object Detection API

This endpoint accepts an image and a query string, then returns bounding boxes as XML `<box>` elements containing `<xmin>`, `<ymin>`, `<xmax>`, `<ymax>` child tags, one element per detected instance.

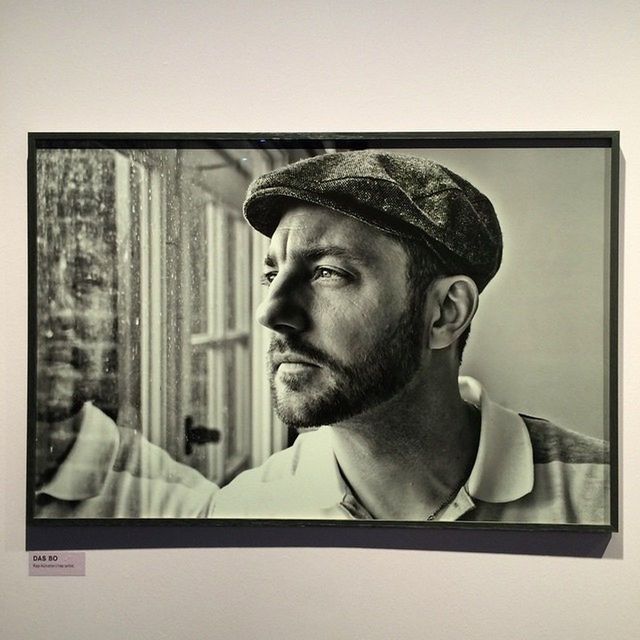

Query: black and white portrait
<box><xmin>29</xmin><ymin>135</ymin><xmax>616</xmax><ymax>535</ymax></box>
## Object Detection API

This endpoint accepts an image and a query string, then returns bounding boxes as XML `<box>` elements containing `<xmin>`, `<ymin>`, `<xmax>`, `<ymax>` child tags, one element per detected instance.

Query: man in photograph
<box><xmin>33</xmin><ymin>148</ymin><xmax>610</xmax><ymax>525</ymax></box>
<box><xmin>211</xmin><ymin>150</ymin><xmax>610</xmax><ymax>524</ymax></box>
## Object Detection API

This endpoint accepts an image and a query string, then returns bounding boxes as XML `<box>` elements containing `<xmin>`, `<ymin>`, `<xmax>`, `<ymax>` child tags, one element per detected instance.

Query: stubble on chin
<box><xmin>267</xmin><ymin>302</ymin><xmax>425</xmax><ymax>429</ymax></box>
<box><xmin>271</xmin><ymin>375</ymin><xmax>349</xmax><ymax>429</ymax></box>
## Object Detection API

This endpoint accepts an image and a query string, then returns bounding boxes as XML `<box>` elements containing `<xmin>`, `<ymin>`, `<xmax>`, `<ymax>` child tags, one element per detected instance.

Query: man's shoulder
<box><xmin>464</xmin><ymin>410</ymin><xmax>611</xmax><ymax>526</ymax></box>
<box><xmin>113</xmin><ymin>423</ymin><xmax>214</xmax><ymax>488</ymax></box>
<box><xmin>519</xmin><ymin>414</ymin><xmax>609</xmax><ymax>466</ymax></box>
<box><xmin>36</xmin><ymin>405</ymin><xmax>219</xmax><ymax>518</ymax></box>
<box><xmin>225</xmin><ymin>427</ymin><xmax>330</xmax><ymax>486</ymax></box>
<box><xmin>211</xmin><ymin>428</ymin><xmax>341</xmax><ymax>518</ymax></box>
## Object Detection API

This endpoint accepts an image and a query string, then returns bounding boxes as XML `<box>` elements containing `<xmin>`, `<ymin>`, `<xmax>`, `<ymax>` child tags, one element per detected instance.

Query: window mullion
<box><xmin>211</xmin><ymin>204</ymin><xmax>227</xmax><ymax>484</ymax></box>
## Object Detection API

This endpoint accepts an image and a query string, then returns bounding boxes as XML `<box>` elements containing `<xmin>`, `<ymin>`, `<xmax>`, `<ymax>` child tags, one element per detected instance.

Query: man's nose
<box><xmin>256</xmin><ymin>275</ymin><xmax>308</xmax><ymax>335</ymax></box>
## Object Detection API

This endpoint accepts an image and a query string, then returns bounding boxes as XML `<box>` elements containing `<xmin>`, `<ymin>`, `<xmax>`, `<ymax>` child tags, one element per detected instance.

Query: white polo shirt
<box><xmin>35</xmin><ymin>403</ymin><xmax>219</xmax><ymax>518</ymax></box>
<box><xmin>211</xmin><ymin>377</ymin><xmax>610</xmax><ymax>525</ymax></box>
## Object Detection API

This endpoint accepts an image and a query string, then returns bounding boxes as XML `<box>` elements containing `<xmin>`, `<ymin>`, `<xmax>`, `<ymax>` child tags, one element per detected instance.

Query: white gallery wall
<box><xmin>1</xmin><ymin>2</ymin><xmax>639</xmax><ymax>639</ymax></box>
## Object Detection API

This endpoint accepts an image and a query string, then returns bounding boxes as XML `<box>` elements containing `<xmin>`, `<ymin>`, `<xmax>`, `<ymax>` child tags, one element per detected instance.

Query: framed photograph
<box><xmin>26</xmin><ymin>132</ymin><xmax>619</xmax><ymax>550</ymax></box>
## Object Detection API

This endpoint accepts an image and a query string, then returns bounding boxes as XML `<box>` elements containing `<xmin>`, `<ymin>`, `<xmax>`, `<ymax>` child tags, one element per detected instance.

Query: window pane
<box><xmin>189</xmin><ymin>197</ymin><xmax>209</xmax><ymax>335</ymax></box>
<box><xmin>189</xmin><ymin>348</ymin><xmax>210</xmax><ymax>474</ymax></box>
<box><xmin>224</xmin><ymin>346</ymin><xmax>237</xmax><ymax>457</ymax></box>
<box><xmin>224</xmin><ymin>342</ymin><xmax>251</xmax><ymax>472</ymax></box>
<box><xmin>191</xmin><ymin>349</ymin><xmax>209</xmax><ymax>426</ymax></box>
<box><xmin>225</xmin><ymin>216</ymin><xmax>236</xmax><ymax>331</ymax></box>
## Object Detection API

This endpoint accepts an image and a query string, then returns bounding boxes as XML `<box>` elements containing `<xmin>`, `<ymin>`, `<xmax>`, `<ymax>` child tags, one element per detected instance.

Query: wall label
<box><xmin>29</xmin><ymin>551</ymin><xmax>85</xmax><ymax>576</ymax></box>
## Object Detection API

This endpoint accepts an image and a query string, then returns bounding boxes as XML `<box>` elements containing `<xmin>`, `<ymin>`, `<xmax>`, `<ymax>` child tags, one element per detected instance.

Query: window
<box><xmin>187</xmin><ymin>196</ymin><xmax>252</xmax><ymax>484</ymax></box>
<box><xmin>36</xmin><ymin>146</ymin><xmax>290</xmax><ymax>491</ymax></box>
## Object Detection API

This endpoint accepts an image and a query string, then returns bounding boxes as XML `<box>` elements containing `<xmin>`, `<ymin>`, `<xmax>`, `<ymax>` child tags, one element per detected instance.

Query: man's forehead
<box><xmin>275</xmin><ymin>205</ymin><xmax>355</xmax><ymax>233</ymax></box>
<box><xmin>268</xmin><ymin>204</ymin><xmax>403</xmax><ymax>259</ymax></box>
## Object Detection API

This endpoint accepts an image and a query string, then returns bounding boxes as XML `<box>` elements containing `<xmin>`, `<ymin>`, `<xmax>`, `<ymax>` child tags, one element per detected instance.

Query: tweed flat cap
<box><xmin>243</xmin><ymin>150</ymin><xmax>503</xmax><ymax>291</ymax></box>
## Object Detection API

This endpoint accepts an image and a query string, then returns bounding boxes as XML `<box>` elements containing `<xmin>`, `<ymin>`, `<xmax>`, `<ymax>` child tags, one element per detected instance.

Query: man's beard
<box><xmin>268</xmin><ymin>297</ymin><xmax>426</xmax><ymax>429</ymax></box>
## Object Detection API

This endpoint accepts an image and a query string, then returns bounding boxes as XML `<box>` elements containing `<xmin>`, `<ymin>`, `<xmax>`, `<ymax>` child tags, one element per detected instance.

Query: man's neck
<box><xmin>330</xmin><ymin>368</ymin><xmax>480</xmax><ymax>520</ymax></box>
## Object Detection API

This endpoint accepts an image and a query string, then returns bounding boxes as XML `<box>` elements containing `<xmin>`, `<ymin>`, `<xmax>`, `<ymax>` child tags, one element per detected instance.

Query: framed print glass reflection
<box><xmin>27</xmin><ymin>132</ymin><xmax>619</xmax><ymax>549</ymax></box>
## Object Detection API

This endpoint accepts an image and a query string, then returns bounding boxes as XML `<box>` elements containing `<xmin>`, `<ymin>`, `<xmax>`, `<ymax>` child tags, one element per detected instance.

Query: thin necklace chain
<box><xmin>426</xmin><ymin>480</ymin><xmax>465</xmax><ymax>521</ymax></box>
<box><xmin>426</xmin><ymin>402</ymin><xmax>479</xmax><ymax>521</ymax></box>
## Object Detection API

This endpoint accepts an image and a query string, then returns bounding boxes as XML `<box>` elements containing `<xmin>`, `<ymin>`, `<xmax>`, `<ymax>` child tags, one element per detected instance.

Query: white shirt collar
<box><xmin>37</xmin><ymin>403</ymin><xmax>119</xmax><ymax>501</ymax></box>
<box><xmin>458</xmin><ymin>376</ymin><xmax>534</xmax><ymax>503</ymax></box>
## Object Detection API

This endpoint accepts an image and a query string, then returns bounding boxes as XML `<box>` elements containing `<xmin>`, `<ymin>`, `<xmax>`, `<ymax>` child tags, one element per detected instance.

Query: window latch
<box><xmin>184</xmin><ymin>415</ymin><xmax>221</xmax><ymax>455</ymax></box>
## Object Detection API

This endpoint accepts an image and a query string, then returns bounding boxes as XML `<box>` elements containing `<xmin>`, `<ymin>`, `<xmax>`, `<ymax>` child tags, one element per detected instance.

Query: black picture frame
<box><xmin>26</xmin><ymin>132</ymin><xmax>619</xmax><ymax>551</ymax></box>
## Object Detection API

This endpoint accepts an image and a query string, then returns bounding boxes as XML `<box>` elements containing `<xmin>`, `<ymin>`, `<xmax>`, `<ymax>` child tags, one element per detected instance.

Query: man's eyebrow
<box><xmin>264</xmin><ymin>244</ymin><xmax>375</xmax><ymax>268</ymax></box>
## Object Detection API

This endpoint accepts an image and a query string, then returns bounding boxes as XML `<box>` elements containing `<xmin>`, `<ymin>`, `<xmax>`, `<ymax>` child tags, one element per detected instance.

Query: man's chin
<box><xmin>36</xmin><ymin>394</ymin><xmax>85</xmax><ymax>424</ymax></box>
<box><xmin>273</xmin><ymin>365</ymin><xmax>321</xmax><ymax>392</ymax></box>
<box><xmin>272</xmin><ymin>373</ymin><xmax>418</xmax><ymax>429</ymax></box>
<box><xmin>272</xmin><ymin>385</ymin><xmax>362</xmax><ymax>429</ymax></box>
<box><xmin>274</xmin><ymin>407</ymin><xmax>326</xmax><ymax>430</ymax></box>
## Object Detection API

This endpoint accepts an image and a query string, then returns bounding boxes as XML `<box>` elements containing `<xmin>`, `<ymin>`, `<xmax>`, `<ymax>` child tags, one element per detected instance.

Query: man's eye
<box><xmin>261</xmin><ymin>272</ymin><xmax>277</xmax><ymax>286</ymax></box>
<box><xmin>313</xmin><ymin>267</ymin><xmax>347</xmax><ymax>282</ymax></box>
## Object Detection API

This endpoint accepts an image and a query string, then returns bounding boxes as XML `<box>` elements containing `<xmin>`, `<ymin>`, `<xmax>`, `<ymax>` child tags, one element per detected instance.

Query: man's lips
<box><xmin>272</xmin><ymin>353</ymin><xmax>320</xmax><ymax>368</ymax></box>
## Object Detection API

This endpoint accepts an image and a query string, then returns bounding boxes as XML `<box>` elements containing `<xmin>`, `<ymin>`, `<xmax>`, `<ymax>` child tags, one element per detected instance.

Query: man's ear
<box><xmin>427</xmin><ymin>276</ymin><xmax>479</xmax><ymax>350</ymax></box>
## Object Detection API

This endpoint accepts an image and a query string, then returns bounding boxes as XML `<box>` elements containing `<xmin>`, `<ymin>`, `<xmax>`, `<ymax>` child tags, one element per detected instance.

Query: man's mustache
<box><xmin>268</xmin><ymin>336</ymin><xmax>344</xmax><ymax>372</ymax></box>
